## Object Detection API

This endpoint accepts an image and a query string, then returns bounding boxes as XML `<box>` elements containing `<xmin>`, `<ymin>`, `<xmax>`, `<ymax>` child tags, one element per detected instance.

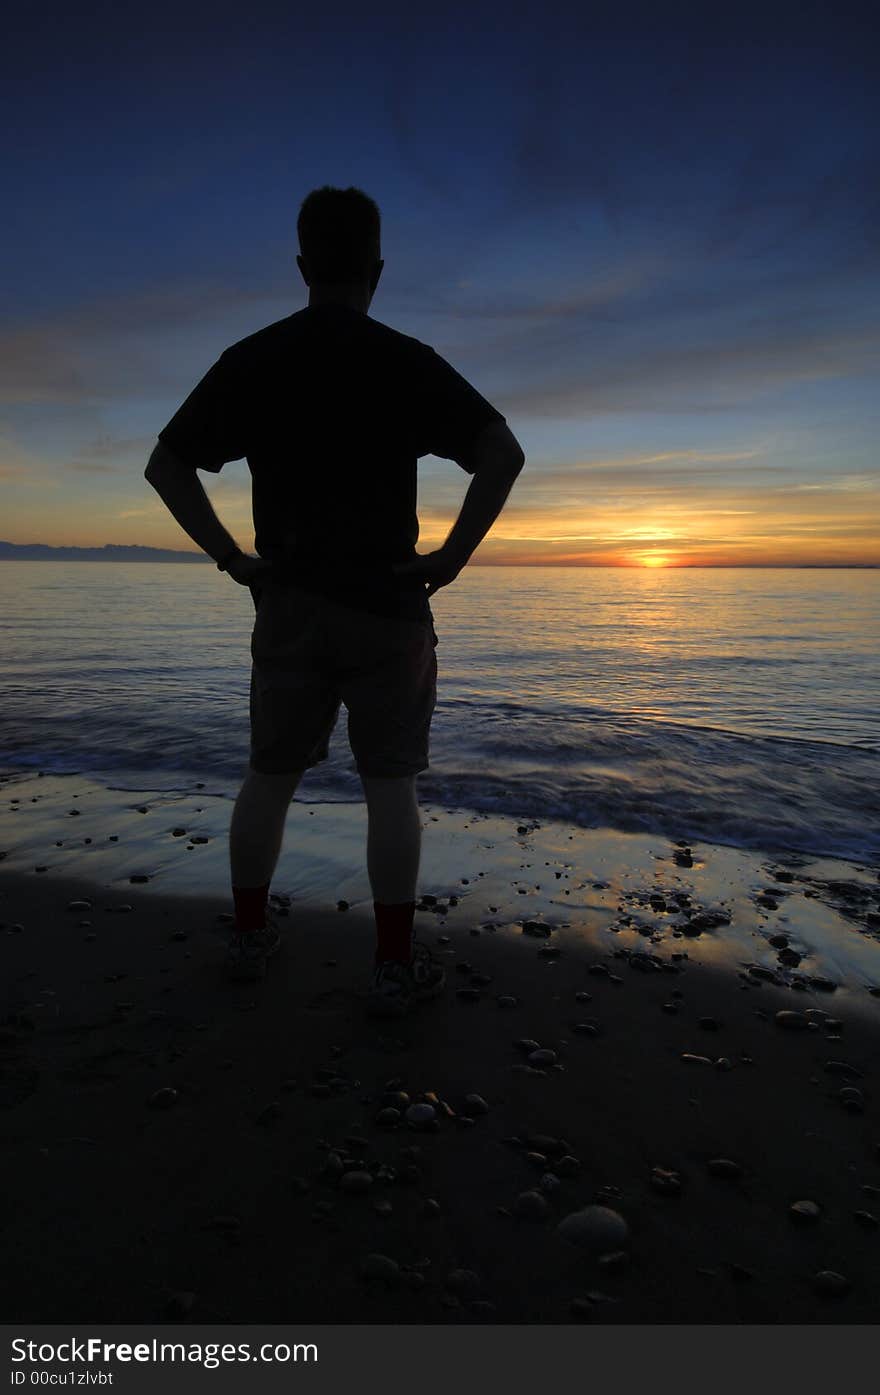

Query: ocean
<box><xmin>1</xmin><ymin>562</ymin><xmax>877</xmax><ymax>863</ymax></box>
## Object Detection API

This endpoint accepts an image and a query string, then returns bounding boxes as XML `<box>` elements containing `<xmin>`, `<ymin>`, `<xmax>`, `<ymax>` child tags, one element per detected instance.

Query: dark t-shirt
<box><xmin>157</xmin><ymin>304</ymin><xmax>506</xmax><ymax>619</ymax></box>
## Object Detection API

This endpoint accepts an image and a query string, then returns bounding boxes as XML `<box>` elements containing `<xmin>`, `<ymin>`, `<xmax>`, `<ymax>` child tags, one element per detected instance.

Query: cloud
<box><xmin>0</xmin><ymin>279</ymin><xmax>291</xmax><ymax>406</ymax></box>
<box><xmin>63</xmin><ymin>433</ymin><xmax>155</xmax><ymax>473</ymax></box>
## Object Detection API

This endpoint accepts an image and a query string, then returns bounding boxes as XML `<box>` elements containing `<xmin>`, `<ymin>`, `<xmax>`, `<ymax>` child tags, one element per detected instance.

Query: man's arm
<box><xmin>440</xmin><ymin>420</ymin><xmax>525</xmax><ymax>567</ymax></box>
<box><xmin>144</xmin><ymin>442</ymin><xmax>268</xmax><ymax>584</ymax></box>
<box><xmin>394</xmin><ymin>421</ymin><xmax>525</xmax><ymax>596</ymax></box>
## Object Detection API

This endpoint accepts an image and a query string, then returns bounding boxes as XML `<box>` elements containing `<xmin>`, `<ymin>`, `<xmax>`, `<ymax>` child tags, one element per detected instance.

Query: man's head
<box><xmin>296</xmin><ymin>185</ymin><xmax>383</xmax><ymax>310</ymax></box>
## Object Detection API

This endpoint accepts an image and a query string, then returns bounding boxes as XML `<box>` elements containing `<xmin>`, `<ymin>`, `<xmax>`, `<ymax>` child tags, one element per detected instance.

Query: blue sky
<box><xmin>2</xmin><ymin>0</ymin><xmax>878</xmax><ymax>563</ymax></box>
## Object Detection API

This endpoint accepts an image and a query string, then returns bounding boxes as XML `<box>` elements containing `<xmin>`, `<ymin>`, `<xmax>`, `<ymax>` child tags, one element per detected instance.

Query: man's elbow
<box><xmin>144</xmin><ymin>443</ymin><xmax>166</xmax><ymax>482</ymax></box>
<box><xmin>145</xmin><ymin>441</ymin><xmax>191</xmax><ymax>482</ymax></box>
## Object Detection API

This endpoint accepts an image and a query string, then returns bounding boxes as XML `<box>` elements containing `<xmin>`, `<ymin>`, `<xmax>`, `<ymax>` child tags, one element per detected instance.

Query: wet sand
<box><xmin>1</xmin><ymin>769</ymin><xmax>879</xmax><ymax>1324</ymax></box>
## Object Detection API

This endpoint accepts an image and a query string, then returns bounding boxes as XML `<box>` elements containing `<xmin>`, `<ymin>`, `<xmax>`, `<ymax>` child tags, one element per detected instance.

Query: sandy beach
<box><xmin>1</xmin><ymin>767</ymin><xmax>878</xmax><ymax>1324</ymax></box>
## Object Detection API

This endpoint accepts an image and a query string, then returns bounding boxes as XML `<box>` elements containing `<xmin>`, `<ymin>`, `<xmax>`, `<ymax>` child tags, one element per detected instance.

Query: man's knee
<box><xmin>361</xmin><ymin>773</ymin><xmax>417</xmax><ymax>795</ymax></box>
<box><xmin>244</xmin><ymin>765</ymin><xmax>304</xmax><ymax>792</ymax></box>
<box><xmin>361</xmin><ymin>773</ymin><xmax>419</xmax><ymax>816</ymax></box>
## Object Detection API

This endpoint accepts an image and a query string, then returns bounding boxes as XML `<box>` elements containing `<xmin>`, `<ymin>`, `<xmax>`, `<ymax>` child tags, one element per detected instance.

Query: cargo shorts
<box><xmin>248</xmin><ymin>580</ymin><xmax>438</xmax><ymax>778</ymax></box>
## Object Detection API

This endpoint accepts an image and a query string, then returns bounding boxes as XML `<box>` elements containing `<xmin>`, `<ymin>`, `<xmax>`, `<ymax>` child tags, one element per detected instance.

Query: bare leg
<box><xmin>361</xmin><ymin>774</ymin><xmax>421</xmax><ymax>903</ymax></box>
<box><xmin>230</xmin><ymin>766</ymin><xmax>303</xmax><ymax>889</ymax></box>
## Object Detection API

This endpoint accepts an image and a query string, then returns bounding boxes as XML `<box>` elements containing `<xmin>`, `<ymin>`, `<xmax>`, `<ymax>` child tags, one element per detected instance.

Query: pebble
<box><xmin>789</xmin><ymin>1200</ymin><xmax>822</xmax><ymax>1222</ymax></box>
<box><xmin>650</xmin><ymin>1167</ymin><xmax>682</xmax><ymax>1196</ymax></box>
<box><xmin>336</xmin><ymin>900</ymin><xmax>349</xmax><ymax>911</ymax></box>
<box><xmin>513</xmin><ymin>1190</ymin><xmax>551</xmax><ymax>1221</ymax></box>
<box><xmin>514</xmin><ymin>1038</ymin><xmax>541</xmax><ymax>1054</ymax></box>
<box><xmin>463</xmin><ymin>1093</ymin><xmax>489</xmax><ymax>1116</ymax></box>
<box><xmin>750</xmin><ymin>966</ymin><xmax>780</xmax><ymax>983</ymax></box>
<box><xmin>405</xmin><ymin>1102</ymin><xmax>436</xmax><ymax>1128</ymax></box>
<box><xmin>554</xmin><ymin>1155</ymin><xmax>581</xmax><ymax>1177</ymax></box>
<box><xmin>698</xmin><ymin>1016</ymin><xmax>720</xmax><ymax>1031</ymax></box>
<box><xmin>375</xmin><ymin>1107</ymin><xmax>401</xmax><ymax>1128</ymax></box>
<box><xmin>707</xmin><ymin>1158</ymin><xmax>743</xmax><ymax>1179</ymax></box>
<box><xmin>526</xmin><ymin>1134</ymin><xmax>563</xmax><ymax>1154</ymax></box>
<box><xmin>67</xmin><ymin>899</ymin><xmax>92</xmax><ymax>912</ymax></box>
<box><xmin>823</xmin><ymin>1061</ymin><xmax>862</xmax><ymax>1079</ymax></box>
<box><xmin>838</xmin><ymin>1087</ymin><xmax>864</xmax><ymax>1113</ymax></box>
<box><xmin>571</xmin><ymin>1021</ymin><xmax>602</xmax><ymax>1037</ymax></box>
<box><xmin>383</xmin><ymin>1091</ymin><xmax>410</xmax><ymax>1110</ymax></box>
<box><xmin>557</xmin><ymin>1206</ymin><xmax>629</xmax><ymax>1253</ymax></box>
<box><xmin>853</xmin><ymin>1210</ymin><xmax>878</xmax><ymax>1228</ymax></box>
<box><xmin>445</xmin><ymin>1268</ymin><xmax>480</xmax><ymax>1295</ymax></box>
<box><xmin>148</xmin><ymin>1087</ymin><xmax>178</xmax><ymax>1109</ymax></box>
<box><xmin>522</xmin><ymin>921</ymin><xmax>551</xmax><ymax>938</ymax></box>
<box><xmin>496</xmin><ymin>996</ymin><xmax>518</xmax><ymax>1009</ymax></box>
<box><xmin>598</xmin><ymin>1250</ymin><xmax>630</xmax><ymax>1273</ymax></box>
<box><xmin>680</xmin><ymin>1053</ymin><xmax>713</xmax><ymax>1066</ymax></box>
<box><xmin>359</xmin><ymin>1254</ymin><xmax>399</xmax><ymax>1285</ymax></box>
<box><xmin>812</xmin><ymin>1270</ymin><xmax>850</xmax><ymax>1297</ymax></box>
<box><xmin>574</xmin><ymin>991</ymin><xmax>592</xmax><ymax>1003</ymax></box>
<box><xmin>527</xmin><ymin>1048</ymin><xmax>557</xmax><ymax>1068</ymax></box>
<box><xmin>470</xmin><ymin>1299</ymin><xmax>497</xmax><ymax>1316</ymax></box>
<box><xmin>340</xmin><ymin>1170</ymin><xmax>373</xmax><ymax>1195</ymax></box>
<box><xmin>775</xmin><ymin>1010</ymin><xmax>809</xmax><ymax>1030</ymax></box>
<box><xmin>204</xmin><ymin>1214</ymin><xmax>240</xmax><ymax>1233</ymax></box>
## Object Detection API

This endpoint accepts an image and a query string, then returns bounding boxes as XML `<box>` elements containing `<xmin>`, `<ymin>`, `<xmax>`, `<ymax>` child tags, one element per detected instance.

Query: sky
<box><xmin>2</xmin><ymin>0</ymin><xmax>878</xmax><ymax>567</ymax></box>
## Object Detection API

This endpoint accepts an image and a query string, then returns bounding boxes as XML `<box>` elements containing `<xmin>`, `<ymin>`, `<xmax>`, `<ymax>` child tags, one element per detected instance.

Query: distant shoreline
<box><xmin>0</xmin><ymin>547</ymin><xmax>877</xmax><ymax>570</ymax></box>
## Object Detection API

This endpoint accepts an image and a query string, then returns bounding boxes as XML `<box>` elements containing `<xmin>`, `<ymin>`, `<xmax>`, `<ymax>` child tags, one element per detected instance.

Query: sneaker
<box><xmin>224</xmin><ymin>915</ymin><xmax>282</xmax><ymax>982</ymax></box>
<box><xmin>366</xmin><ymin>941</ymin><xmax>446</xmax><ymax>1018</ymax></box>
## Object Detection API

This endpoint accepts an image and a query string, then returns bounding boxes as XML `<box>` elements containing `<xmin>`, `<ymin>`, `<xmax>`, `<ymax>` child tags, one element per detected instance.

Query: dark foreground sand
<box><xmin>1</xmin><ymin>770</ymin><xmax>879</xmax><ymax>1324</ymax></box>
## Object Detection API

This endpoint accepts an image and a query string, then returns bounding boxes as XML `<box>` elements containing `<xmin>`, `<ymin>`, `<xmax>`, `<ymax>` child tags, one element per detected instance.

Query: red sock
<box><xmin>232</xmin><ymin>882</ymin><xmax>270</xmax><ymax>933</ymax></box>
<box><xmin>374</xmin><ymin>901</ymin><xmax>415</xmax><ymax>965</ymax></box>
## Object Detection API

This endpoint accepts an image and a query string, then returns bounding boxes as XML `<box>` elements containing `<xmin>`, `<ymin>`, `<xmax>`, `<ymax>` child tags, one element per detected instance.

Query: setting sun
<box><xmin>639</xmin><ymin>554</ymin><xmax>672</xmax><ymax>567</ymax></box>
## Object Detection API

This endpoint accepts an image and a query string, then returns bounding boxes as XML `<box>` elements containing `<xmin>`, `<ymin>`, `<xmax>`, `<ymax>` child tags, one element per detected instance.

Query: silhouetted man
<box><xmin>145</xmin><ymin>185</ymin><xmax>524</xmax><ymax>1015</ymax></box>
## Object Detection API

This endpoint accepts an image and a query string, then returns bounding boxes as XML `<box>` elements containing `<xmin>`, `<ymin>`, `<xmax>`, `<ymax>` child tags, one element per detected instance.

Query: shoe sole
<box><xmin>223</xmin><ymin>933</ymin><xmax>281</xmax><ymax>982</ymax></box>
<box><xmin>366</xmin><ymin>970</ymin><xmax>446</xmax><ymax>1018</ymax></box>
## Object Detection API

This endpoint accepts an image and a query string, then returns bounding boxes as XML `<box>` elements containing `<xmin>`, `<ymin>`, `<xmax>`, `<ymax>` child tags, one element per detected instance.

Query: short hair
<box><xmin>297</xmin><ymin>185</ymin><xmax>381</xmax><ymax>283</ymax></box>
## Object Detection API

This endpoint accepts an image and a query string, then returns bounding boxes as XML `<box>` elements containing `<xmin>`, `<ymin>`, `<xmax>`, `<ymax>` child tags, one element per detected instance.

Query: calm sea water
<box><xmin>1</xmin><ymin>562</ymin><xmax>878</xmax><ymax>862</ymax></box>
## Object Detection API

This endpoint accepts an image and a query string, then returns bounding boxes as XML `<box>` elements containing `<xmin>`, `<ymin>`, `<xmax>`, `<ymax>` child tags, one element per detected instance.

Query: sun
<box><xmin>640</xmin><ymin>554</ymin><xmax>671</xmax><ymax>567</ymax></box>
